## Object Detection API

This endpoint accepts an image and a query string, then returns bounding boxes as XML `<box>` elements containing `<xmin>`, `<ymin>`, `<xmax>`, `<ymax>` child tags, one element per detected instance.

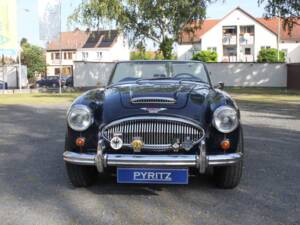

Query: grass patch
<box><xmin>226</xmin><ymin>87</ymin><xmax>300</xmax><ymax>104</ymax></box>
<box><xmin>0</xmin><ymin>93</ymin><xmax>81</xmax><ymax>105</ymax></box>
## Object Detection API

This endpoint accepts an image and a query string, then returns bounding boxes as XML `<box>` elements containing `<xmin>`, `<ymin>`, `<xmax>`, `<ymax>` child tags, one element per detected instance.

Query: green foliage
<box><xmin>257</xmin><ymin>48</ymin><xmax>285</xmax><ymax>63</ymax></box>
<box><xmin>69</xmin><ymin>0</ymin><xmax>212</xmax><ymax>59</ymax></box>
<box><xmin>258</xmin><ymin>0</ymin><xmax>300</xmax><ymax>34</ymax></box>
<box><xmin>21</xmin><ymin>40</ymin><xmax>46</xmax><ymax>78</ymax></box>
<box><xmin>130</xmin><ymin>51</ymin><xmax>165</xmax><ymax>60</ymax></box>
<box><xmin>192</xmin><ymin>50</ymin><xmax>218</xmax><ymax>62</ymax></box>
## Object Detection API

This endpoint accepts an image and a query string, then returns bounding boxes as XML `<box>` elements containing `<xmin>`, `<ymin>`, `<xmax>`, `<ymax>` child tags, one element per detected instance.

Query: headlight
<box><xmin>67</xmin><ymin>105</ymin><xmax>93</xmax><ymax>131</ymax></box>
<box><xmin>213</xmin><ymin>106</ymin><xmax>239</xmax><ymax>133</ymax></box>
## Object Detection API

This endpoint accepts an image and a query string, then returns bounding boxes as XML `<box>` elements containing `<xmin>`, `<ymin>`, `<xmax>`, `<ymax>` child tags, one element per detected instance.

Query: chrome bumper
<box><xmin>63</xmin><ymin>140</ymin><xmax>243</xmax><ymax>174</ymax></box>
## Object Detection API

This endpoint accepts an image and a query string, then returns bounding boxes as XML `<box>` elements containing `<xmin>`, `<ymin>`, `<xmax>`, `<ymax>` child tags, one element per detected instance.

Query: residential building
<box><xmin>76</xmin><ymin>30</ymin><xmax>129</xmax><ymax>62</ymax></box>
<box><xmin>46</xmin><ymin>29</ymin><xmax>89</xmax><ymax>76</ymax></box>
<box><xmin>46</xmin><ymin>29</ymin><xmax>129</xmax><ymax>77</ymax></box>
<box><xmin>177</xmin><ymin>7</ymin><xmax>300</xmax><ymax>62</ymax></box>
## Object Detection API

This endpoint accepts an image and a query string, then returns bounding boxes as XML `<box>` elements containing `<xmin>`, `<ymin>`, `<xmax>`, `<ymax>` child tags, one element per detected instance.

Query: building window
<box><xmin>54</xmin><ymin>68</ymin><xmax>60</xmax><ymax>75</ymax></box>
<box><xmin>97</xmin><ymin>52</ymin><xmax>103</xmax><ymax>59</ymax></box>
<box><xmin>261</xmin><ymin>46</ymin><xmax>271</xmax><ymax>49</ymax></box>
<box><xmin>64</xmin><ymin>52</ymin><xmax>67</xmax><ymax>59</ymax></box>
<box><xmin>240</xmin><ymin>26</ymin><xmax>254</xmax><ymax>35</ymax></box>
<box><xmin>55</xmin><ymin>52</ymin><xmax>60</xmax><ymax>59</ymax></box>
<box><xmin>82</xmin><ymin>52</ymin><xmax>89</xmax><ymax>60</ymax></box>
<box><xmin>245</xmin><ymin>48</ymin><xmax>251</xmax><ymax>55</ymax></box>
<box><xmin>208</xmin><ymin>47</ymin><xmax>217</xmax><ymax>52</ymax></box>
<box><xmin>51</xmin><ymin>53</ymin><xmax>54</xmax><ymax>60</ymax></box>
<box><xmin>68</xmin><ymin>52</ymin><xmax>73</xmax><ymax>59</ymax></box>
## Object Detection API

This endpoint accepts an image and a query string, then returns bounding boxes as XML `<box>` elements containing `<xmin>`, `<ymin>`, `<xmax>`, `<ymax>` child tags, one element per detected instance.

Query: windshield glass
<box><xmin>110</xmin><ymin>61</ymin><xmax>209</xmax><ymax>84</ymax></box>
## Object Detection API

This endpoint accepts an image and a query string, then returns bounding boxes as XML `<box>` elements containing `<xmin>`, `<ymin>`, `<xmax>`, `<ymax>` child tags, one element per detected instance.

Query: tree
<box><xmin>257</xmin><ymin>48</ymin><xmax>285</xmax><ymax>62</ymax></box>
<box><xmin>258</xmin><ymin>0</ymin><xmax>300</xmax><ymax>33</ymax></box>
<box><xmin>21</xmin><ymin>40</ymin><xmax>46</xmax><ymax>79</ymax></box>
<box><xmin>69</xmin><ymin>0</ymin><xmax>213</xmax><ymax>59</ymax></box>
<box><xmin>192</xmin><ymin>50</ymin><xmax>218</xmax><ymax>62</ymax></box>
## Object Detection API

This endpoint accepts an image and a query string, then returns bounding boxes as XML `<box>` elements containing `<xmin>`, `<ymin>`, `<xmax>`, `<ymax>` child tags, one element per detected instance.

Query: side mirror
<box><xmin>214</xmin><ymin>82</ymin><xmax>224</xmax><ymax>90</ymax></box>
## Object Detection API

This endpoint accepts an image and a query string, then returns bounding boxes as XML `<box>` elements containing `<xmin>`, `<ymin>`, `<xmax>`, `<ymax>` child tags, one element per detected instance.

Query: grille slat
<box><xmin>131</xmin><ymin>97</ymin><xmax>176</xmax><ymax>104</ymax></box>
<box><xmin>102</xmin><ymin>117</ymin><xmax>204</xmax><ymax>150</ymax></box>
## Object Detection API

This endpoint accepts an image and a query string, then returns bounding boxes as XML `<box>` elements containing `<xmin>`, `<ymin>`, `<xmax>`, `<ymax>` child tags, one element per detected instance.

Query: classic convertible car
<box><xmin>63</xmin><ymin>60</ymin><xmax>243</xmax><ymax>189</ymax></box>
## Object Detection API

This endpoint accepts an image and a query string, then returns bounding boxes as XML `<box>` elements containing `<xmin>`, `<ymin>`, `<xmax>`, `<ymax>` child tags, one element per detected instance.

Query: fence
<box><xmin>206</xmin><ymin>63</ymin><xmax>287</xmax><ymax>87</ymax></box>
<box><xmin>73</xmin><ymin>61</ymin><xmax>288</xmax><ymax>88</ymax></box>
<box><xmin>73</xmin><ymin>61</ymin><xmax>114</xmax><ymax>88</ymax></box>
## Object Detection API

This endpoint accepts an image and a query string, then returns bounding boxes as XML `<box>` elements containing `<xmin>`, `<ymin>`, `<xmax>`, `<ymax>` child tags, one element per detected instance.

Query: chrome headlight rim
<box><xmin>213</xmin><ymin>105</ymin><xmax>239</xmax><ymax>133</ymax></box>
<box><xmin>67</xmin><ymin>104</ymin><xmax>94</xmax><ymax>131</ymax></box>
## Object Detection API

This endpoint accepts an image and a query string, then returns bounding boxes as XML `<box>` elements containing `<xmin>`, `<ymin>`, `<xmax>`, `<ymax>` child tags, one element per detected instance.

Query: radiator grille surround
<box><xmin>101</xmin><ymin>116</ymin><xmax>205</xmax><ymax>151</ymax></box>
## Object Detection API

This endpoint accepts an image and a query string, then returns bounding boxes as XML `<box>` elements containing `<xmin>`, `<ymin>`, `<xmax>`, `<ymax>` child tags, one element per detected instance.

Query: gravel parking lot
<box><xmin>0</xmin><ymin>101</ymin><xmax>299</xmax><ymax>225</ymax></box>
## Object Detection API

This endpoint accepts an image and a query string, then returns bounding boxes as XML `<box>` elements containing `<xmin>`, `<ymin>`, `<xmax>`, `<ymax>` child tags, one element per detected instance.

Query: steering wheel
<box><xmin>173</xmin><ymin>73</ymin><xmax>198</xmax><ymax>80</ymax></box>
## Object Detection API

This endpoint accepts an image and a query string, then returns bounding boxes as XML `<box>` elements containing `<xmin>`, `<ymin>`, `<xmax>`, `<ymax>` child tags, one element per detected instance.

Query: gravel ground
<box><xmin>0</xmin><ymin>102</ymin><xmax>299</xmax><ymax>225</ymax></box>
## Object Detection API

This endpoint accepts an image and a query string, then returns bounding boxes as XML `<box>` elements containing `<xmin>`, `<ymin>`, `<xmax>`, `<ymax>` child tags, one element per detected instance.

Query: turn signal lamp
<box><xmin>76</xmin><ymin>137</ymin><xmax>86</xmax><ymax>147</ymax></box>
<box><xmin>220</xmin><ymin>139</ymin><xmax>231</xmax><ymax>151</ymax></box>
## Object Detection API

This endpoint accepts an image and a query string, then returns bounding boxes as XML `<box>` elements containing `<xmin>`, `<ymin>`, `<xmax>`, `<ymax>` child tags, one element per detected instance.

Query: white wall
<box><xmin>280</xmin><ymin>41</ymin><xmax>300</xmax><ymax>63</ymax></box>
<box><xmin>206</xmin><ymin>63</ymin><xmax>287</xmax><ymax>87</ymax></box>
<box><xmin>0</xmin><ymin>65</ymin><xmax>28</xmax><ymax>88</ymax></box>
<box><xmin>74</xmin><ymin>61</ymin><xmax>287</xmax><ymax>88</ymax></box>
<box><xmin>73</xmin><ymin>61</ymin><xmax>115</xmax><ymax>87</ymax></box>
<box><xmin>177</xmin><ymin>43</ymin><xmax>201</xmax><ymax>60</ymax></box>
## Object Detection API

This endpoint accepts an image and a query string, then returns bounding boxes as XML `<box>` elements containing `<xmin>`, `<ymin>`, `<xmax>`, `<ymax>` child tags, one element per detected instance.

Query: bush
<box><xmin>192</xmin><ymin>50</ymin><xmax>218</xmax><ymax>62</ymax></box>
<box><xmin>257</xmin><ymin>48</ymin><xmax>285</xmax><ymax>63</ymax></box>
<box><xmin>130</xmin><ymin>51</ymin><xmax>175</xmax><ymax>60</ymax></box>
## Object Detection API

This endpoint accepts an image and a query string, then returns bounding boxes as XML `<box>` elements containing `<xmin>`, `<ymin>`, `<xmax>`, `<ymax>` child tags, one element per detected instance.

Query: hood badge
<box><xmin>140</xmin><ymin>108</ymin><xmax>167</xmax><ymax>113</ymax></box>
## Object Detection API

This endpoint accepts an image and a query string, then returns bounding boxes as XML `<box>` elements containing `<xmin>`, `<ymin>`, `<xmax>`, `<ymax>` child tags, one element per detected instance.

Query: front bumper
<box><xmin>63</xmin><ymin>140</ymin><xmax>243</xmax><ymax>174</ymax></box>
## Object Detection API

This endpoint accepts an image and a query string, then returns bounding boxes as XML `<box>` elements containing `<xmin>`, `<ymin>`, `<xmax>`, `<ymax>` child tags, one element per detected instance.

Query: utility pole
<box><xmin>58</xmin><ymin>0</ymin><xmax>62</xmax><ymax>94</ymax></box>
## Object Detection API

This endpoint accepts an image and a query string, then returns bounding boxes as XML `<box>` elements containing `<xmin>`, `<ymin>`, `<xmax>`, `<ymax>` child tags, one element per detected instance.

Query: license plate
<box><xmin>117</xmin><ymin>168</ymin><xmax>188</xmax><ymax>184</ymax></box>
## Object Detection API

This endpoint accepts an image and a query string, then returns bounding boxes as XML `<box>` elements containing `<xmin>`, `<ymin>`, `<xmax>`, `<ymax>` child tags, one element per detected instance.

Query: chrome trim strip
<box><xmin>106</xmin><ymin>154</ymin><xmax>197</xmax><ymax>167</ymax></box>
<box><xmin>63</xmin><ymin>151</ymin><xmax>95</xmax><ymax>165</ymax></box>
<box><xmin>63</xmin><ymin>151</ymin><xmax>243</xmax><ymax>168</ymax></box>
<box><xmin>207</xmin><ymin>153</ymin><xmax>243</xmax><ymax>166</ymax></box>
<box><xmin>131</xmin><ymin>97</ymin><xmax>176</xmax><ymax>104</ymax></box>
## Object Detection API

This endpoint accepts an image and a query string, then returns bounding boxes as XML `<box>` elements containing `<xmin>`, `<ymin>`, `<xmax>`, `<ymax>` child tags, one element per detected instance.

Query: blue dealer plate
<box><xmin>117</xmin><ymin>168</ymin><xmax>188</xmax><ymax>184</ymax></box>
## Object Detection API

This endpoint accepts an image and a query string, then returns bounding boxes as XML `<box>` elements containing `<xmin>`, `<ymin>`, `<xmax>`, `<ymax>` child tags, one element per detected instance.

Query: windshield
<box><xmin>110</xmin><ymin>61</ymin><xmax>210</xmax><ymax>84</ymax></box>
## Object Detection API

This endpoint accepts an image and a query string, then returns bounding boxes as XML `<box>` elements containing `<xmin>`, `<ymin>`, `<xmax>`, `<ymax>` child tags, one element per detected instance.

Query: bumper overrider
<box><xmin>63</xmin><ymin>140</ymin><xmax>243</xmax><ymax>174</ymax></box>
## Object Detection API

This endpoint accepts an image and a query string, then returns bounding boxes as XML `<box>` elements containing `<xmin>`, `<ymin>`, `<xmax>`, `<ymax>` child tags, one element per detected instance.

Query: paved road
<box><xmin>0</xmin><ymin>102</ymin><xmax>299</xmax><ymax>225</ymax></box>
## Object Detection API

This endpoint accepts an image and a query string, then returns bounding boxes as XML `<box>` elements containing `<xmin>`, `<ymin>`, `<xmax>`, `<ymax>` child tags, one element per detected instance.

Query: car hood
<box><xmin>101</xmin><ymin>81</ymin><xmax>213</xmax><ymax>127</ymax></box>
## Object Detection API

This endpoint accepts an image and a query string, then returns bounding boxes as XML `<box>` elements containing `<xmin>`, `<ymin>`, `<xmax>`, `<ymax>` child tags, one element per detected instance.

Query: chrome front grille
<box><xmin>131</xmin><ymin>97</ymin><xmax>176</xmax><ymax>104</ymax></box>
<box><xmin>102</xmin><ymin>116</ymin><xmax>204</xmax><ymax>150</ymax></box>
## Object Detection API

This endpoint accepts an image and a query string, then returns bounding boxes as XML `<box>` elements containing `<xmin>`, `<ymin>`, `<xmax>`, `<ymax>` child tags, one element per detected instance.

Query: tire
<box><xmin>213</xmin><ymin>128</ymin><xmax>244</xmax><ymax>189</ymax></box>
<box><xmin>65</xmin><ymin>162</ymin><xmax>98</xmax><ymax>187</ymax></box>
<box><xmin>64</xmin><ymin>134</ymin><xmax>98</xmax><ymax>187</ymax></box>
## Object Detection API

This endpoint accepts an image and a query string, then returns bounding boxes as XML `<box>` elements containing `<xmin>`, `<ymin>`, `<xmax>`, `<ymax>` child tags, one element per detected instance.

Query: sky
<box><xmin>17</xmin><ymin>0</ymin><xmax>267</xmax><ymax>48</ymax></box>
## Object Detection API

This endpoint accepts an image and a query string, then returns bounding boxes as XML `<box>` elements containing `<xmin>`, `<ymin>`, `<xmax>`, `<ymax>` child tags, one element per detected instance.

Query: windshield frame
<box><xmin>108</xmin><ymin>60</ymin><xmax>212</xmax><ymax>87</ymax></box>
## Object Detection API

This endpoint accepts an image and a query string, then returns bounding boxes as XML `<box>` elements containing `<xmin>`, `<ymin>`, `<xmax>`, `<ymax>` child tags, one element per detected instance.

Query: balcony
<box><xmin>223</xmin><ymin>35</ymin><xmax>237</xmax><ymax>45</ymax></box>
<box><xmin>239</xmin><ymin>35</ymin><xmax>254</xmax><ymax>45</ymax></box>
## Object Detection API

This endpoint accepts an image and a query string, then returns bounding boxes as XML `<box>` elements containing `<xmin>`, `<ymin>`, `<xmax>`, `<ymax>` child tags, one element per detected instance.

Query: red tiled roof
<box><xmin>180</xmin><ymin>19</ymin><xmax>220</xmax><ymax>43</ymax></box>
<box><xmin>180</xmin><ymin>7</ymin><xmax>300</xmax><ymax>43</ymax></box>
<box><xmin>47</xmin><ymin>29</ymin><xmax>90</xmax><ymax>50</ymax></box>
<box><xmin>257</xmin><ymin>18</ymin><xmax>300</xmax><ymax>41</ymax></box>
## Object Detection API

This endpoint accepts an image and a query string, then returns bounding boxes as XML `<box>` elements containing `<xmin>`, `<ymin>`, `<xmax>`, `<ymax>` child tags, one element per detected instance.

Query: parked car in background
<box><xmin>36</xmin><ymin>75</ymin><xmax>66</xmax><ymax>88</ymax></box>
<box><xmin>0</xmin><ymin>80</ymin><xmax>8</xmax><ymax>89</ymax></box>
<box><xmin>65</xmin><ymin>76</ymin><xmax>73</xmax><ymax>87</ymax></box>
<box><xmin>63</xmin><ymin>60</ymin><xmax>244</xmax><ymax>189</ymax></box>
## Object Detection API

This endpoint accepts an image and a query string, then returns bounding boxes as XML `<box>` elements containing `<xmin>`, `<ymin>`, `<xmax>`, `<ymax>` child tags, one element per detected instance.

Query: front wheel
<box><xmin>213</xmin><ymin>161</ymin><xmax>243</xmax><ymax>189</ymax></box>
<box><xmin>213</xmin><ymin>127</ymin><xmax>244</xmax><ymax>189</ymax></box>
<box><xmin>65</xmin><ymin>162</ymin><xmax>98</xmax><ymax>187</ymax></box>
